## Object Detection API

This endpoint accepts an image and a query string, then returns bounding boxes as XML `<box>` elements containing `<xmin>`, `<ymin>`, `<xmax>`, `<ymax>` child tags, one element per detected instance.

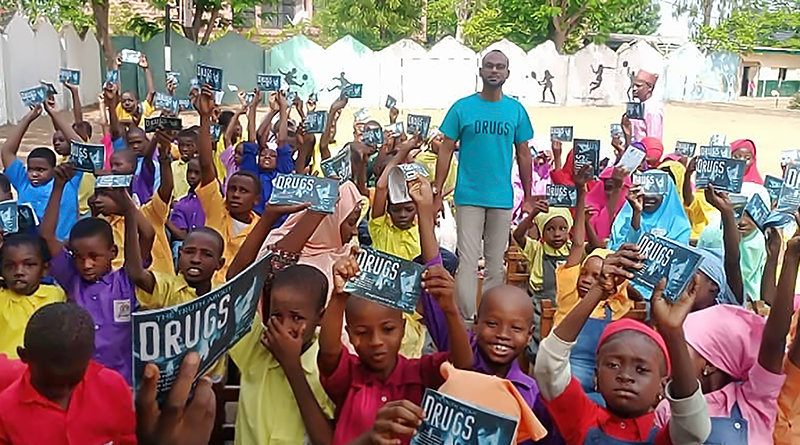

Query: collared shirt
<box><xmin>0</xmin><ymin>354</ymin><xmax>24</xmax><ymax>391</ymax></box>
<box><xmin>170</xmin><ymin>192</ymin><xmax>206</xmax><ymax>232</ymax></box>
<box><xmin>4</xmin><ymin>159</ymin><xmax>83</xmax><ymax>241</ymax></box>
<box><xmin>171</xmin><ymin>159</ymin><xmax>191</xmax><ymax>201</ymax></box>
<box><xmin>106</xmin><ymin>192</ymin><xmax>174</xmax><ymax>274</ymax></box>
<box><xmin>136</xmin><ymin>271</ymin><xmax>221</xmax><ymax>309</ymax></box>
<box><xmin>51</xmin><ymin>248</ymin><xmax>138</xmax><ymax>384</ymax></box>
<box><xmin>229</xmin><ymin>314</ymin><xmax>334</xmax><ymax>445</ymax></box>
<box><xmin>775</xmin><ymin>360</ymin><xmax>800</xmax><ymax>445</ymax></box>
<box><xmin>58</xmin><ymin>154</ymin><xmax>95</xmax><ymax>215</ymax></box>
<box><xmin>322</xmin><ymin>347</ymin><xmax>449</xmax><ymax>445</ymax></box>
<box><xmin>368</xmin><ymin>215</ymin><xmax>421</xmax><ymax>261</ymax></box>
<box><xmin>631</xmin><ymin>99</ymin><xmax>664</xmax><ymax>143</ymax></box>
<box><xmin>0</xmin><ymin>361</ymin><xmax>136</xmax><ymax>445</ymax></box>
<box><xmin>0</xmin><ymin>285</ymin><xmax>66</xmax><ymax>359</ymax></box>
<box><xmin>115</xmin><ymin>101</ymin><xmax>155</xmax><ymax>127</ymax></box>
<box><xmin>196</xmin><ymin>180</ymin><xmax>260</xmax><ymax>283</ymax></box>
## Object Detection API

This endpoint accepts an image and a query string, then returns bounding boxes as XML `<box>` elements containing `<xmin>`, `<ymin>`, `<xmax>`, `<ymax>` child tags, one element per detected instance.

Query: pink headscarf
<box><xmin>684</xmin><ymin>304</ymin><xmax>764</xmax><ymax>381</ymax></box>
<box><xmin>641</xmin><ymin>137</ymin><xmax>664</xmax><ymax>167</ymax></box>
<box><xmin>262</xmin><ymin>181</ymin><xmax>364</xmax><ymax>294</ymax></box>
<box><xmin>585</xmin><ymin>167</ymin><xmax>631</xmax><ymax>240</ymax></box>
<box><xmin>732</xmin><ymin>139</ymin><xmax>763</xmax><ymax>185</ymax></box>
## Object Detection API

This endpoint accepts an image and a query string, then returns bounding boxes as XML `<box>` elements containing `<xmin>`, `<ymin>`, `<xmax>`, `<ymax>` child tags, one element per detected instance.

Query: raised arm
<box><xmin>105</xmin><ymin>83</ymin><xmax>123</xmax><ymax>141</ymax></box>
<box><xmin>760</xmin><ymin>218</ymin><xmax>800</xmax><ymax>373</ymax></box>
<box><xmin>512</xmin><ymin>201</ymin><xmax>546</xmax><ymax>250</ymax></box>
<box><xmin>224</xmin><ymin>106</ymin><xmax>246</xmax><ymax>150</ymax></box>
<box><xmin>63</xmin><ymin>82</ymin><xmax>83</xmax><ymax>123</ymax></box>
<box><xmin>154</xmin><ymin>131</ymin><xmax>174</xmax><ymax>204</ymax></box>
<box><xmin>44</xmin><ymin>96</ymin><xmax>82</xmax><ymax>143</ymax></box>
<box><xmin>683</xmin><ymin>158</ymin><xmax>696</xmax><ymax>208</ymax></box>
<box><xmin>318</xmin><ymin>253</ymin><xmax>359</xmax><ymax>376</ymax></box>
<box><xmin>2</xmin><ymin>106</ymin><xmax>41</xmax><ymax>168</ymax></box>
<box><xmin>246</xmin><ymin>89</ymin><xmax>260</xmax><ymax>144</ymax></box>
<box><xmin>566</xmin><ymin>166</ymin><xmax>589</xmax><ymax>267</ymax></box>
<box><xmin>320</xmin><ymin>97</ymin><xmax>348</xmax><ymax>160</ymax></box>
<box><xmin>39</xmin><ymin>164</ymin><xmax>73</xmax><ymax>255</ymax></box>
<box><xmin>139</xmin><ymin>54</ymin><xmax>156</xmax><ymax>105</ymax></box>
<box><xmin>605</xmin><ymin>167</ymin><xmax>627</xmax><ymax>230</ymax></box>
<box><xmin>704</xmin><ymin>185</ymin><xmax>744</xmax><ymax>304</ymax></box>
<box><xmin>196</xmin><ymin>86</ymin><xmax>218</xmax><ymax>186</ymax></box>
<box><xmin>372</xmin><ymin>134</ymin><xmax>422</xmax><ymax>219</ymax></box>
<box><xmin>118</xmin><ymin>188</ymin><xmax>156</xmax><ymax>293</ymax></box>
<box><xmin>651</xmin><ymin>278</ymin><xmax>699</xmax><ymax>399</ymax></box>
<box><xmin>276</xmin><ymin>91</ymin><xmax>290</xmax><ymax>147</ymax></box>
<box><xmin>761</xmin><ymin>227</ymin><xmax>781</xmax><ymax>306</ymax></box>
<box><xmin>273</xmin><ymin>210</ymin><xmax>327</xmax><ymax>253</ymax></box>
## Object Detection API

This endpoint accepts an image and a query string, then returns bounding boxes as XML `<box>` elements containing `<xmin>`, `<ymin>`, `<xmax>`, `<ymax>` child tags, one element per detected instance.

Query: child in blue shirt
<box><xmin>1</xmin><ymin>106</ymin><xmax>82</xmax><ymax>241</ymax></box>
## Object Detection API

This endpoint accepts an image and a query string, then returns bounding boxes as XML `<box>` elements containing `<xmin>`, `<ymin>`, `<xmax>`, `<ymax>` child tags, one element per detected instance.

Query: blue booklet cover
<box><xmin>550</xmin><ymin>126</ymin><xmax>573</xmax><ymax>142</ymax></box>
<box><xmin>411</xmin><ymin>388</ymin><xmax>518</xmax><ymax>445</ymax></box>
<box><xmin>0</xmin><ymin>201</ymin><xmax>18</xmax><ymax>234</ymax></box>
<box><xmin>132</xmin><ymin>253</ymin><xmax>271</xmax><ymax>402</ymax></box>
<box><xmin>20</xmin><ymin>85</ymin><xmax>48</xmax><ymax>107</ymax></box>
<box><xmin>546</xmin><ymin>184</ymin><xmax>576</xmax><ymax>207</ymax></box>
<box><xmin>257</xmin><ymin>74</ymin><xmax>281</xmax><ymax>91</ymax></box>
<box><xmin>69</xmin><ymin>141</ymin><xmax>104</xmax><ymax>173</ymax></box>
<box><xmin>632</xmin><ymin>170</ymin><xmax>670</xmax><ymax>195</ymax></box>
<box><xmin>675</xmin><ymin>141</ymin><xmax>696</xmax><ymax>157</ymax></box>
<box><xmin>778</xmin><ymin>163</ymin><xmax>800</xmax><ymax>212</ymax></box>
<box><xmin>699</xmin><ymin>145</ymin><xmax>731</xmax><ymax>158</ymax></box>
<box><xmin>694</xmin><ymin>156</ymin><xmax>745</xmax><ymax>193</ymax></box>
<box><xmin>407</xmin><ymin>114</ymin><xmax>432</xmax><ymax>139</ymax></box>
<box><xmin>764</xmin><ymin>175</ymin><xmax>783</xmax><ymax>206</ymax></box>
<box><xmin>573</xmin><ymin>139</ymin><xmax>600</xmax><ymax>177</ymax></box>
<box><xmin>745</xmin><ymin>194</ymin><xmax>770</xmax><ymax>231</ymax></box>
<box><xmin>59</xmin><ymin>68</ymin><xmax>81</xmax><ymax>85</ymax></box>
<box><xmin>304</xmin><ymin>111</ymin><xmax>328</xmax><ymax>134</ymax></box>
<box><xmin>631</xmin><ymin>233</ymin><xmax>703</xmax><ymax>303</ymax></box>
<box><xmin>320</xmin><ymin>147</ymin><xmax>352</xmax><ymax>184</ymax></box>
<box><xmin>343</xmin><ymin>247</ymin><xmax>425</xmax><ymax>314</ymax></box>
<box><xmin>196</xmin><ymin>63</ymin><xmax>223</xmax><ymax>91</ymax></box>
<box><xmin>269</xmin><ymin>174</ymin><xmax>339</xmax><ymax>214</ymax></box>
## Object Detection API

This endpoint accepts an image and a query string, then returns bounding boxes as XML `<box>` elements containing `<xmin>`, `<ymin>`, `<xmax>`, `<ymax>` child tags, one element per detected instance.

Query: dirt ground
<box><xmin>4</xmin><ymin>98</ymin><xmax>799</xmax><ymax>177</ymax></box>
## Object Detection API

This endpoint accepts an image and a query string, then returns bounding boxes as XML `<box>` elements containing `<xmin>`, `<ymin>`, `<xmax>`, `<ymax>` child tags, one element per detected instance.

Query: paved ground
<box><xmin>3</xmin><ymin>98</ymin><xmax>799</xmax><ymax>177</ymax></box>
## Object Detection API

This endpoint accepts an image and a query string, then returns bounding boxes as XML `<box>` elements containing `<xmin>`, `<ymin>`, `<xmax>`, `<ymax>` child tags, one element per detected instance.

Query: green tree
<box><xmin>318</xmin><ymin>0</ymin><xmax>423</xmax><ymax>50</ymax></box>
<box><xmin>427</xmin><ymin>0</ymin><xmax>458</xmax><ymax>43</ymax></box>
<box><xmin>608</xmin><ymin>0</ymin><xmax>661</xmax><ymax>35</ymax></box>
<box><xmin>695</xmin><ymin>8</ymin><xmax>800</xmax><ymax>51</ymax></box>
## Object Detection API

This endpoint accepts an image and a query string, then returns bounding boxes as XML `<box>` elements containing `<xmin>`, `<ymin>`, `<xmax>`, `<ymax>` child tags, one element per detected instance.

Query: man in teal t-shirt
<box><xmin>433</xmin><ymin>50</ymin><xmax>535</xmax><ymax>320</ymax></box>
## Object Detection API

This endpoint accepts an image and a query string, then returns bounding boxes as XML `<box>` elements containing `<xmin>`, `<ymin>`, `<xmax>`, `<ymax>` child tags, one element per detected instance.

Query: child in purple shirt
<box><xmin>167</xmin><ymin>157</ymin><xmax>205</xmax><ymax>240</ymax></box>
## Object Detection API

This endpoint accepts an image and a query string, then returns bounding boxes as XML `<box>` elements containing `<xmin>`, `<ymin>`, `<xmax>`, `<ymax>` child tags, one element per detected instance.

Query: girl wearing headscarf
<box><xmin>690</xmin><ymin>246</ymin><xmax>738</xmax><ymax>309</ymax></box>
<box><xmin>698</xmin><ymin>182</ymin><xmax>769</xmax><ymax>302</ymax></box>
<box><xmin>512</xmin><ymin>138</ymin><xmax>552</xmax><ymax>221</ymax></box>
<box><xmin>513</xmin><ymin>205</ymin><xmax>573</xmax><ymax>300</ymax></box>
<box><xmin>608</xmin><ymin>171</ymin><xmax>691</xmax><ymax>254</ymax></box>
<box><xmin>550</xmin><ymin>141</ymin><xmax>574</xmax><ymax>186</ymax></box>
<box><xmin>585</xmin><ymin>167</ymin><xmax>630</xmax><ymax>243</ymax></box>
<box><xmin>731</xmin><ymin>139</ymin><xmax>763</xmax><ymax>185</ymax></box>
<box><xmin>640</xmin><ymin>136</ymin><xmax>663</xmax><ymax>169</ymax></box>
<box><xmin>654</xmin><ymin>301</ymin><xmax>791</xmax><ymax>444</ymax></box>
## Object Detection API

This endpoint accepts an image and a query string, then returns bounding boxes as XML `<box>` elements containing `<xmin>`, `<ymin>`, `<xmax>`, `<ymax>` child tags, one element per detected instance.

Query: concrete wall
<box><xmin>1</xmin><ymin>14</ymin><xmax>102</xmax><ymax>124</ymax></box>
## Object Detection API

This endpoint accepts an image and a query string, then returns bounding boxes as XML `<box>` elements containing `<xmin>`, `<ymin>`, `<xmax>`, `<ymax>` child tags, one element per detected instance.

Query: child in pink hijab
<box><xmin>732</xmin><ymin>139</ymin><xmax>763</xmax><ymax>184</ymax></box>
<box><xmin>512</xmin><ymin>139</ymin><xmax>551</xmax><ymax>221</ymax></box>
<box><xmin>585</xmin><ymin>167</ymin><xmax>630</xmax><ymax>242</ymax></box>
<box><xmin>640</xmin><ymin>136</ymin><xmax>663</xmax><ymax>169</ymax></box>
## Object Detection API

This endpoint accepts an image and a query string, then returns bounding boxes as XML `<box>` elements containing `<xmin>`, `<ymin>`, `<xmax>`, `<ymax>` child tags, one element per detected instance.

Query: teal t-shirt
<box><xmin>440</xmin><ymin>94</ymin><xmax>533</xmax><ymax>209</ymax></box>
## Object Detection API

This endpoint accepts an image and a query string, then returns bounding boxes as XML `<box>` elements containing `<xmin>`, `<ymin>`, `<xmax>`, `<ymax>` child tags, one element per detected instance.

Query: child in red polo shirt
<box><xmin>318</xmin><ymin>178</ymin><xmax>474</xmax><ymax>445</ymax></box>
<box><xmin>0</xmin><ymin>303</ymin><xmax>136</xmax><ymax>445</ymax></box>
<box><xmin>534</xmin><ymin>244</ymin><xmax>711</xmax><ymax>445</ymax></box>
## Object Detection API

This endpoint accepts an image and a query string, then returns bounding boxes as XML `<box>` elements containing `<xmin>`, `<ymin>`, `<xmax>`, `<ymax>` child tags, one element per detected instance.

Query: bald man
<box><xmin>622</xmin><ymin>69</ymin><xmax>663</xmax><ymax>144</ymax></box>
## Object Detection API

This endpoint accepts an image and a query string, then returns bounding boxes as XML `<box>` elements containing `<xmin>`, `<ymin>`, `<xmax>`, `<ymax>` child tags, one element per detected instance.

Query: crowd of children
<box><xmin>1</xmin><ymin>48</ymin><xmax>800</xmax><ymax>445</ymax></box>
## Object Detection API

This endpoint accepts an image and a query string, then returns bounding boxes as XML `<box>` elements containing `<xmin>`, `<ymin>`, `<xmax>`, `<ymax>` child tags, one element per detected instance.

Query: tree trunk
<box><xmin>702</xmin><ymin>0</ymin><xmax>714</xmax><ymax>26</ymax></box>
<box><xmin>200</xmin><ymin>9</ymin><xmax>218</xmax><ymax>45</ymax></box>
<box><xmin>420</xmin><ymin>0</ymin><xmax>428</xmax><ymax>40</ymax></box>
<box><xmin>91</xmin><ymin>0</ymin><xmax>115</xmax><ymax>69</ymax></box>
<box><xmin>551</xmin><ymin>28</ymin><xmax>567</xmax><ymax>54</ymax></box>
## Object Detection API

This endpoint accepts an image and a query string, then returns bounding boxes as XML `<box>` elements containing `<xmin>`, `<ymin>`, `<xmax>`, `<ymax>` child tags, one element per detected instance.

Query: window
<box><xmin>779</xmin><ymin>68</ymin><xmax>788</xmax><ymax>82</ymax></box>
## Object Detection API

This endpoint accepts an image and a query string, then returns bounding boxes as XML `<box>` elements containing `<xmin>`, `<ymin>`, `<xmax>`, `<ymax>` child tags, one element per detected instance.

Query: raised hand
<box><xmin>421</xmin><ymin>265</ymin><xmax>456</xmax><ymax>313</ymax></box>
<box><xmin>53</xmin><ymin>163</ymin><xmax>76</xmax><ymax>188</ymax></box>
<box><xmin>138</xmin><ymin>53</ymin><xmax>149</xmax><ymax>69</ymax></box>
<box><xmin>135</xmin><ymin>352</ymin><xmax>216</xmax><ymax>445</ymax></box>
<box><xmin>766</xmin><ymin>226</ymin><xmax>782</xmax><ymax>259</ymax></box>
<box><xmin>600</xmin><ymin>243</ymin><xmax>643</xmax><ymax>294</ymax></box>
<box><xmin>263</xmin><ymin>202</ymin><xmax>311</xmax><ymax>218</ymax></box>
<box><xmin>196</xmin><ymin>85</ymin><xmax>215</xmax><ymax>118</ymax></box>
<box><xmin>651</xmin><ymin>277</ymin><xmax>696</xmax><ymax>334</ymax></box>
<box><xmin>408</xmin><ymin>177</ymin><xmax>433</xmax><ymax>209</ymax></box>
<box><xmin>574</xmin><ymin>164</ymin><xmax>592</xmax><ymax>188</ymax></box>
<box><xmin>26</xmin><ymin>104</ymin><xmax>43</xmax><ymax>121</ymax></box>
<box><xmin>104</xmin><ymin>83</ymin><xmax>120</xmax><ymax>107</ymax></box>
<box><xmin>332</xmin><ymin>247</ymin><xmax>360</xmax><ymax>297</ymax></box>
<box><xmin>531</xmin><ymin>198</ymin><xmax>549</xmax><ymax>217</ymax></box>
<box><xmin>703</xmin><ymin>184</ymin><xmax>732</xmax><ymax>214</ymax></box>
<box><xmin>626</xmin><ymin>185</ymin><xmax>644</xmax><ymax>213</ymax></box>
<box><xmin>787</xmin><ymin>212</ymin><xmax>800</xmax><ymax>254</ymax></box>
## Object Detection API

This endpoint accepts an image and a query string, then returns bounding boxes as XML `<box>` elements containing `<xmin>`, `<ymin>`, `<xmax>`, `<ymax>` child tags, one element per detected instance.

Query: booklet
<box><xmin>407</xmin><ymin>114</ymin><xmax>432</xmax><ymax>139</ymax></box>
<box><xmin>764</xmin><ymin>175</ymin><xmax>783</xmax><ymax>206</ymax></box>
<box><xmin>675</xmin><ymin>141</ymin><xmax>697</xmax><ymax>157</ymax></box>
<box><xmin>694</xmin><ymin>156</ymin><xmax>746</xmax><ymax>193</ymax></box>
<box><xmin>196</xmin><ymin>63</ymin><xmax>223</xmax><ymax>91</ymax></box>
<box><xmin>745</xmin><ymin>194</ymin><xmax>770</xmax><ymax>231</ymax></box>
<box><xmin>105</xmin><ymin>69</ymin><xmax>120</xmax><ymax>85</ymax></box>
<box><xmin>144</xmin><ymin>116</ymin><xmax>182</xmax><ymax>133</ymax></box>
<box><xmin>165</xmin><ymin>71</ymin><xmax>180</xmax><ymax>85</ymax></box>
<box><xmin>385</xmin><ymin>95</ymin><xmax>397</xmax><ymax>109</ymax></box>
<box><xmin>616</xmin><ymin>144</ymin><xmax>646</xmax><ymax>172</ymax></box>
<box><xmin>120</xmin><ymin>49</ymin><xmax>142</xmax><ymax>64</ymax></box>
<box><xmin>550</xmin><ymin>126</ymin><xmax>573</xmax><ymax>142</ymax></box>
<box><xmin>610</xmin><ymin>123</ymin><xmax>623</xmax><ymax>138</ymax></box>
<box><xmin>320</xmin><ymin>147</ymin><xmax>352</xmax><ymax>184</ymax></box>
<box><xmin>730</xmin><ymin>194</ymin><xmax>748</xmax><ymax>220</ymax></box>
<box><xmin>210</xmin><ymin>123</ymin><xmax>222</xmax><ymax>142</ymax></box>
<box><xmin>69</xmin><ymin>141</ymin><xmax>104</xmax><ymax>173</ymax></box>
<box><xmin>362</xmin><ymin>127</ymin><xmax>384</xmax><ymax>146</ymax></box>
<box><xmin>411</xmin><ymin>388</ymin><xmax>518</xmax><ymax>445</ymax></box>
<box><xmin>304</xmin><ymin>111</ymin><xmax>328</xmax><ymax>134</ymax></box>
<box><xmin>0</xmin><ymin>201</ymin><xmax>19</xmax><ymax>234</ymax></box>
<box><xmin>631</xmin><ymin>233</ymin><xmax>703</xmax><ymax>303</ymax></box>
<box><xmin>269</xmin><ymin>174</ymin><xmax>339</xmax><ymax>214</ymax></box>
<box><xmin>20</xmin><ymin>86</ymin><xmax>48</xmax><ymax>107</ymax></box>
<box><xmin>386</xmin><ymin>122</ymin><xmax>404</xmax><ymax>137</ymax></box>
<box><xmin>625</xmin><ymin>101</ymin><xmax>645</xmax><ymax>120</ymax></box>
<box><xmin>342</xmin><ymin>83</ymin><xmax>363</xmax><ymax>98</ymax></box>
<box><xmin>709</xmin><ymin>133</ymin><xmax>727</xmax><ymax>146</ymax></box>
<box><xmin>132</xmin><ymin>253</ymin><xmax>271</xmax><ymax>403</ymax></box>
<box><xmin>59</xmin><ymin>68</ymin><xmax>81</xmax><ymax>85</ymax></box>
<box><xmin>778</xmin><ymin>163</ymin><xmax>800</xmax><ymax>212</ymax></box>
<box><xmin>632</xmin><ymin>170</ymin><xmax>671</xmax><ymax>196</ymax></box>
<box><xmin>573</xmin><ymin>138</ymin><xmax>600</xmax><ymax>177</ymax></box>
<box><xmin>95</xmin><ymin>174</ymin><xmax>134</xmax><ymax>189</ymax></box>
<box><xmin>343</xmin><ymin>247</ymin><xmax>425</xmax><ymax>314</ymax></box>
<box><xmin>387</xmin><ymin>163</ymin><xmax>428</xmax><ymax>204</ymax></box>
<box><xmin>781</xmin><ymin>150</ymin><xmax>800</xmax><ymax>166</ymax></box>
<box><xmin>546</xmin><ymin>184</ymin><xmax>577</xmax><ymax>207</ymax></box>
<box><xmin>40</xmin><ymin>81</ymin><xmax>58</xmax><ymax>96</ymax></box>
<box><xmin>354</xmin><ymin>108</ymin><xmax>370</xmax><ymax>123</ymax></box>
<box><xmin>17</xmin><ymin>203</ymin><xmax>37</xmax><ymax>232</ymax></box>
<box><xmin>699</xmin><ymin>145</ymin><xmax>731</xmax><ymax>158</ymax></box>
<box><xmin>257</xmin><ymin>74</ymin><xmax>281</xmax><ymax>91</ymax></box>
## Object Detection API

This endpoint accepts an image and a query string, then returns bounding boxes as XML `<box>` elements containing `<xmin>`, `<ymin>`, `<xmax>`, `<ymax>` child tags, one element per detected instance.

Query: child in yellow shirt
<box><xmin>0</xmin><ymin>234</ymin><xmax>66</xmax><ymax>358</ymax></box>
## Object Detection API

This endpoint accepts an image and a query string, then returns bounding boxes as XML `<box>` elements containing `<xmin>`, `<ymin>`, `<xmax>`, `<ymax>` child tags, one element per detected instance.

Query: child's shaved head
<box><xmin>23</xmin><ymin>303</ymin><xmax>95</xmax><ymax>364</ymax></box>
<box><xmin>474</xmin><ymin>285</ymin><xmax>534</xmax><ymax>376</ymax></box>
<box><xmin>478</xmin><ymin>285</ymin><xmax>533</xmax><ymax>324</ymax></box>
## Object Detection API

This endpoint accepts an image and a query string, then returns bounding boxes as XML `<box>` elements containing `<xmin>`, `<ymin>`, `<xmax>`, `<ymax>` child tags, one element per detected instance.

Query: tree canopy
<box><xmin>694</xmin><ymin>8</ymin><xmax>800</xmax><ymax>51</ymax></box>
